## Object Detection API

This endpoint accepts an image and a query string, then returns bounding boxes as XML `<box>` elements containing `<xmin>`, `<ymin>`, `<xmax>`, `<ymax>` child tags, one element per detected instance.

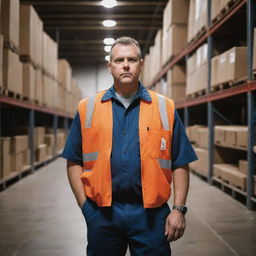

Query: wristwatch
<box><xmin>172</xmin><ymin>205</ymin><xmax>187</xmax><ymax>215</ymax></box>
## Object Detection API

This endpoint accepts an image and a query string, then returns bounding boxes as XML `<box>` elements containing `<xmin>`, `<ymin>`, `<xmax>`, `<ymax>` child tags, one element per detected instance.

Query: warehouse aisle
<box><xmin>0</xmin><ymin>158</ymin><xmax>256</xmax><ymax>256</ymax></box>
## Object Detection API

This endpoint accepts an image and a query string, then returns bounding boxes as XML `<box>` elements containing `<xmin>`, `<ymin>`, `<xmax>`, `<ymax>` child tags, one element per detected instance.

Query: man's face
<box><xmin>108</xmin><ymin>43</ymin><xmax>143</xmax><ymax>85</ymax></box>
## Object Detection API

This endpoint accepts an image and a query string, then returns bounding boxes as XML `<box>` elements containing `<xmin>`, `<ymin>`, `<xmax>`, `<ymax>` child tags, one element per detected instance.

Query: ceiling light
<box><xmin>105</xmin><ymin>55</ymin><xmax>110</xmax><ymax>61</ymax></box>
<box><xmin>101</xmin><ymin>0</ymin><xmax>117</xmax><ymax>8</ymax></box>
<box><xmin>103</xmin><ymin>20</ymin><xmax>116</xmax><ymax>27</ymax></box>
<box><xmin>104</xmin><ymin>45</ymin><xmax>112</xmax><ymax>52</ymax></box>
<box><xmin>103</xmin><ymin>38</ymin><xmax>115</xmax><ymax>45</ymax></box>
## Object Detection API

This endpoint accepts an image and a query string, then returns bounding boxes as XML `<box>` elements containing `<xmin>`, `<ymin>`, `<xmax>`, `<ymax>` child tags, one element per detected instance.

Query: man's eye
<box><xmin>129</xmin><ymin>59</ymin><xmax>137</xmax><ymax>63</ymax></box>
<box><xmin>115</xmin><ymin>59</ymin><xmax>123</xmax><ymax>63</ymax></box>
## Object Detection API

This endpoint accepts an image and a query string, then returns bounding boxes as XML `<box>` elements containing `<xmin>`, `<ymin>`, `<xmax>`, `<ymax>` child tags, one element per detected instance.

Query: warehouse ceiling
<box><xmin>20</xmin><ymin>0</ymin><xmax>168</xmax><ymax>66</ymax></box>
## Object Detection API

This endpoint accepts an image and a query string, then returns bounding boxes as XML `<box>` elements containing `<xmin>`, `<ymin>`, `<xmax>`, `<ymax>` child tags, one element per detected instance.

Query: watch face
<box><xmin>181</xmin><ymin>206</ymin><xmax>187</xmax><ymax>214</ymax></box>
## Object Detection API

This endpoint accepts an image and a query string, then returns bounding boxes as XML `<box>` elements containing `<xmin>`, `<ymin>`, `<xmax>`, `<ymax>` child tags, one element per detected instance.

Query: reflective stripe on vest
<box><xmin>83</xmin><ymin>152</ymin><xmax>98</xmax><ymax>162</ymax></box>
<box><xmin>85</xmin><ymin>95</ymin><xmax>97</xmax><ymax>128</ymax></box>
<box><xmin>156</xmin><ymin>93</ymin><xmax>169</xmax><ymax>130</ymax></box>
<box><xmin>158</xmin><ymin>159</ymin><xmax>172</xmax><ymax>169</ymax></box>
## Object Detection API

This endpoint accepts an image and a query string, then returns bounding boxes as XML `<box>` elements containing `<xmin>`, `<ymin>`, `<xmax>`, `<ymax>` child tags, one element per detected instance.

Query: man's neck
<box><xmin>114</xmin><ymin>82</ymin><xmax>139</xmax><ymax>97</ymax></box>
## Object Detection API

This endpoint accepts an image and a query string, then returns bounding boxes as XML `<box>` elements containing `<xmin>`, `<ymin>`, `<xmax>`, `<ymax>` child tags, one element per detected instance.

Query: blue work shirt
<box><xmin>62</xmin><ymin>84</ymin><xmax>197</xmax><ymax>201</ymax></box>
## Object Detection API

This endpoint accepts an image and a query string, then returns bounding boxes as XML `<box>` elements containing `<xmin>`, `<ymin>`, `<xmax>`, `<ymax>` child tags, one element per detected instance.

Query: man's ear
<box><xmin>108</xmin><ymin>61</ymin><xmax>112</xmax><ymax>73</ymax></box>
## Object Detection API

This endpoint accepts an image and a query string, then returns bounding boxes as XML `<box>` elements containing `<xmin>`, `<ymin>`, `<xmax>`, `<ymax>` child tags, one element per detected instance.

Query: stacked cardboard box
<box><xmin>186</xmin><ymin>43</ymin><xmax>208</xmax><ymax>96</ymax></box>
<box><xmin>19</xmin><ymin>5</ymin><xmax>43</xmax><ymax>101</ymax></box>
<box><xmin>10</xmin><ymin>135</ymin><xmax>30</xmax><ymax>173</ymax></box>
<box><xmin>71</xmin><ymin>78</ymin><xmax>82</xmax><ymax>115</ymax></box>
<box><xmin>1</xmin><ymin>0</ymin><xmax>20</xmax><ymax>51</ymax></box>
<box><xmin>1</xmin><ymin>0</ymin><xmax>23</xmax><ymax>95</ymax></box>
<box><xmin>45</xmin><ymin>134</ymin><xmax>54</xmax><ymax>157</ymax></box>
<box><xmin>213</xmin><ymin>164</ymin><xmax>246</xmax><ymax>191</ymax></box>
<box><xmin>211</xmin><ymin>47</ymin><xmax>247</xmax><ymax>89</ymax></box>
<box><xmin>3</xmin><ymin>48</ymin><xmax>23</xmax><ymax>94</ymax></box>
<box><xmin>162</xmin><ymin>0</ymin><xmax>188</xmax><ymax>66</ymax></box>
<box><xmin>214</xmin><ymin>125</ymin><xmax>248</xmax><ymax>149</ymax></box>
<box><xmin>0</xmin><ymin>137</ymin><xmax>11</xmax><ymax>179</ymax></box>
<box><xmin>20</xmin><ymin>5</ymin><xmax>43</xmax><ymax>67</ymax></box>
<box><xmin>164</xmin><ymin>65</ymin><xmax>186</xmax><ymax>101</ymax></box>
<box><xmin>58</xmin><ymin>59</ymin><xmax>72</xmax><ymax>92</ymax></box>
<box><xmin>43</xmin><ymin>32</ymin><xmax>58</xmax><ymax>80</ymax></box>
<box><xmin>187</xmin><ymin>0</ymin><xmax>207</xmax><ymax>43</ymax></box>
<box><xmin>56</xmin><ymin>130</ymin><xmax>66</xmax><ymax>153</ymax></box>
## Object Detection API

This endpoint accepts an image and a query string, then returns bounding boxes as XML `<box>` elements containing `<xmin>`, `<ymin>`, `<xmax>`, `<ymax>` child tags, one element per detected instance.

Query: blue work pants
<box><xmin>81</xmin><ymin>199</ymin><xmax>171</xmax><ymax>256</ymax></box>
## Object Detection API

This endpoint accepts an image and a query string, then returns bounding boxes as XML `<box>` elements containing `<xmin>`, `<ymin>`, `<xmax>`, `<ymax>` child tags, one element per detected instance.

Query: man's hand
<box><xmin>165</xmin><ymin>210</ymin><xmax>186</xmax><ymax>242</ymax></box>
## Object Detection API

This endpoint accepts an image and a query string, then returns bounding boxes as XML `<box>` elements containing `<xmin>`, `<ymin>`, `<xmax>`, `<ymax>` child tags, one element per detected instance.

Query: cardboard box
<box><xmin>215</xmin><ymin>164</ymin><xmax>246</xmax><ymax>191</ymax></box>
<box><xmin>236</xmin><ymin>127</ymin><xmax>248</xmax><ymax>148</ymax></box>
<box><xmin>197</xmin><ymin>127</ymin><xmax>209</xmax><ymax>149</ymax></box>
<box><xmin>22</xmin><ymin>62</ymin><xmax>35</xmax><ymax>100</ymax></box>
<box><xmin>167</xmin><ymin>65</ymin><xmax>186</xmax><ymax>84</ymax></box>
<box><xmin>42</xmin><ymin>75</ymin><xmax>53</xmax><ymax>107</ymax></box>
<box><xmin>166</xmin><ymin>84</ymin><xmax>185</xmax><ymax>102</ymax></box>
<box><xmin>189</xmin><ymin>147</ymin><xmax>208</xmax><ymax>176</ymax></box>
<box><xmin>225</xmin><ymin>127</ymin><xmax>237</xmax><ymax>146</ymax></box>
<box><xmin>212</xmin><ymin>0</ymin><xmax>230</xmax><ymax>21</ymax></box>
<box><xmin>187</xmin><ymin>0</ymin><xmax>195</xmax><ymax>43</ymax></box>
<box><xmin>0</xmin><ymin>155</ymin><xmax>11</xmax><ymax>179</ymax></box>
<box><xmin>211</xmin><ymin>55</ymin><xmax>219</xmax><ymax>87</ymax></box>
<box><xmin>58</xmin><ymin>59</ymin><xmax>72</xmax><ymax>92</ymax></box>
<box><xmin>163</xmin><ymin>0</ymin><xmax>189</xmax><ymax>34</ymax></box>
<box><xmin>11</xmin><ymin>135</ymin><xmax>29</xmax><ymax>154</ymax></box>
<box><xmin>238</xmin><ymin>160</ymin><xmax>247</xmax><ymax>175</ymax></box>
<box><xmin>20</xmin><ymin>5</ymin><xmax>43</xmax><ymax>67</ymax></box>
<box><xmin>35</xmin><ymin>144</ymin><xmax>47</xmax><ymax>162</ymax></box>
<box><xmin>43</xmin><ymin>32</ymin><xmax>58</xmax><ymax>79</ymax></box>
<box><xmin>3</xmin><ymin>48</ymin><xmax>22</xmax><ymax>94</ymax></box>
<box><xmin>11</xmin><ymin>152</ymin><xmax>23</xmax><ymax>173</ymax></box>
<box><xmin>22</xmin><ymin>149</ymin><xmax>30</xmax><ymax>167</ymax></box>
<box><xmin>214</xmin><ymin>126</ymin><xmax>227</xmax><ymax>144</ymax></box>
<box><xmin>1</xmin><ymin>137</ymin><xmax>11</xmax><ymax>157</ymax></box>
<box><xmin>45</xmin><ymin>134</ymin><xmax>54</xmax><ymax>147</ymax></box>
<box><xmin>34</xmin><ymin>127</ymin><xmax>46</xmax><ymax>147</ymax></box>
<box><xmin>0</xmin><ymin>34</ymin><xmax>3</xmax><ymax>88</ymax></box>
<box><xmin>1</xmin><ymin>0</ymin><xmax>20</xmax><ymax>50</ymax></box>
<box><xmin>162</xmin><ymin>25</ymin><xmax>187</xmax><ymax>66</ymax></box>
<box><xmin>35</xmin><ymin>68</ymin><xmax>43</xmax><ymax>104</ymax></box>
<box><xmin>213</xmin><ymin>163</ymin><xmax>224</xmax><ymax>178</ymax></box>
<box><xmin>65</xmin><ymin>91</ymin><xmax>73</xmax><ymax>113</ymax></box>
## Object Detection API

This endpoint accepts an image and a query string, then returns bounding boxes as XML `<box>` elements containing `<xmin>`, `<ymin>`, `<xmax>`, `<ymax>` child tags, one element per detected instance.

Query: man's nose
<box><xmin>123</xmin><ymin>59</ymin><xmax>130</xmax><ymax>69</ymax></box>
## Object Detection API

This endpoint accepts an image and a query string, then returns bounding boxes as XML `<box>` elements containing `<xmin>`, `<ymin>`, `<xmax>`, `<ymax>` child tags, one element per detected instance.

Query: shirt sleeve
<box><xmin>61</xmin><ymin>112</ymin><xmax>83</xmax><ymax>166</ymax></box>
<box><xmin>171</xmin><ymin>110</ymin><xmax>198</xmax><ymax>170</ymax></box>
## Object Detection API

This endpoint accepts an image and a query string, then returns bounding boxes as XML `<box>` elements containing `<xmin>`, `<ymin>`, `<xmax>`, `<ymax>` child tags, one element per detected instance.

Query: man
<box><xmin>62</xmin><ymin>36</ymin><xmax>197</xmax><ymax>256</ymax></box>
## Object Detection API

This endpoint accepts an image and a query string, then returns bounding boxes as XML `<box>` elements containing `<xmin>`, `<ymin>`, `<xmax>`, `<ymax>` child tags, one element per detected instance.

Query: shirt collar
<box><xmin>101</xmin><ymin>82</ymin><xmax>152</xmax><ymax>103</ymax></box>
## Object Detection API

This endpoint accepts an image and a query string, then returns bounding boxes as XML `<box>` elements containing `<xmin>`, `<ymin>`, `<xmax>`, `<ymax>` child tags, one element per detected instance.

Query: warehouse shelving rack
<box><xmin>0</xmin><ymin>94</ymin><xmax>73</xmax><ymax>191</ymax></box>
<box><xmin>150</xmin><ymin>0</ymin><xmax>256</xmax><ymax>209</ymax></box>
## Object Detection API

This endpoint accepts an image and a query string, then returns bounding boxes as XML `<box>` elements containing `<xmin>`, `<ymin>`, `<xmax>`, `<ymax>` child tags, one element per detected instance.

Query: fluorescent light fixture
<box><xmin>103</xmin><ymin>38</ymin><xmax>115</xmax><ymax>45</ymax></box>
<box><xmin>105</xmin><ymin>55</ymin><xmax>110</xmax><ymax>61</ymax></box>
<box><xmin>101</xmin><ymin>0</ymin><xmax>117</xmax><ymax>8</ymax></box>
<box><xmin>104</xmin><ymin>45</ymin><xmax>112</xmax><ymax>53</ymax></box>
<box><xmin>103</xmin><ymin>20</ymin><xmax>116</xmax><ymax>27</ymax></box>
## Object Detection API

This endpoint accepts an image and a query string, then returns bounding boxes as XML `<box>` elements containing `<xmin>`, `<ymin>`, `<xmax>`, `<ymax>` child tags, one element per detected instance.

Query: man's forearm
<box><xmin>67</xmin><ymin>161</ymin><xmax>86</xmax><ymax>208</ymax></box>
<box><xmin>172</xmin><ymin>164</ymin><xmax>190</xmax><ymax>206</ymax></box>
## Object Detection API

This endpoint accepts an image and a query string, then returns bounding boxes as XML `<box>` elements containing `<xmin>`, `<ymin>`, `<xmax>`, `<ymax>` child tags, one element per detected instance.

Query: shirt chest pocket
<box><xmin>147</xmin><ymin>129</ymin><xmax>171</xmax><ymax>159</ymax></box>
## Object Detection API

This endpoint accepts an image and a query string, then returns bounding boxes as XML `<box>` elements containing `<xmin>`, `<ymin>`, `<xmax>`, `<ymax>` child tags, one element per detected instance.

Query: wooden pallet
<box><xmin>212</xmin><ymin>0</ymin><xmax>242</xmax><ymax>26</ymax></box>
<box><xmin>20</xmin><ymin>55</ymin><xmax>40</xmax><ymax>70</ymax></box>
<box><xmin>188</xmin><ymin>26</ymin><xmax>207</xmax><ymax>46</ymax></box>
<box><xmin>211</xmin><ymin>77</ymin><xmax>247</xmax><ymax>92</ymax></box>
<box><xmin>187</xmin><ymin>89</ymin><xmax>206</xmax><ymax>98</ymax></box>
<box><xmin>3</xmin><ymin>41</ymin><xmax>19</xmax><ymax>55</ymax></box>
<box><xmin>0</xmin><ymin>88</ymin><xmax>23</xmax><ymax>100</ymax></box>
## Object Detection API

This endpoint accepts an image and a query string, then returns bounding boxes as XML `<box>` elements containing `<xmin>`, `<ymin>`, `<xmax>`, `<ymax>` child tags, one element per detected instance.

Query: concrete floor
<box><xmin>0</xmin><ymin>158</ymin><xmax>256</xmax><ymax>256</ymax></box>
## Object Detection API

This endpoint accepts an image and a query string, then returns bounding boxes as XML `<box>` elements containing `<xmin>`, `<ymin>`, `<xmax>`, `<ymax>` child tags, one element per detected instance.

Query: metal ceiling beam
<box><xmin>44</xmin><ymin>20</ymin><xmax>162</xmax><ymax>25</ymax></box>
<box><xmin>21</xmin><ymin>1</ymin><xmax>166</xmax><ymax>6</ymax></box>
<box><xmin>59</xmin><ymin>39</ymin><xmax>153</xmax><ymax>44</ymax></box>
<box><xmin>40</xmin><ymin>14</ymin><xmax>162</xmax><ymax>19</ymax></box>
<box><xmin>45</xmin><ymin>26</ymin><xmax>160</xmax><ymax>30</ymax></box>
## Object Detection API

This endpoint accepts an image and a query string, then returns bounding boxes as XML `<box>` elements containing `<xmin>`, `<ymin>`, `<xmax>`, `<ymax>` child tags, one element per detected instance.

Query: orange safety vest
<box><xmin>78</xmin><ymin>89</ymin><xmax>175</xmax><ymax>208</ymax></box>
